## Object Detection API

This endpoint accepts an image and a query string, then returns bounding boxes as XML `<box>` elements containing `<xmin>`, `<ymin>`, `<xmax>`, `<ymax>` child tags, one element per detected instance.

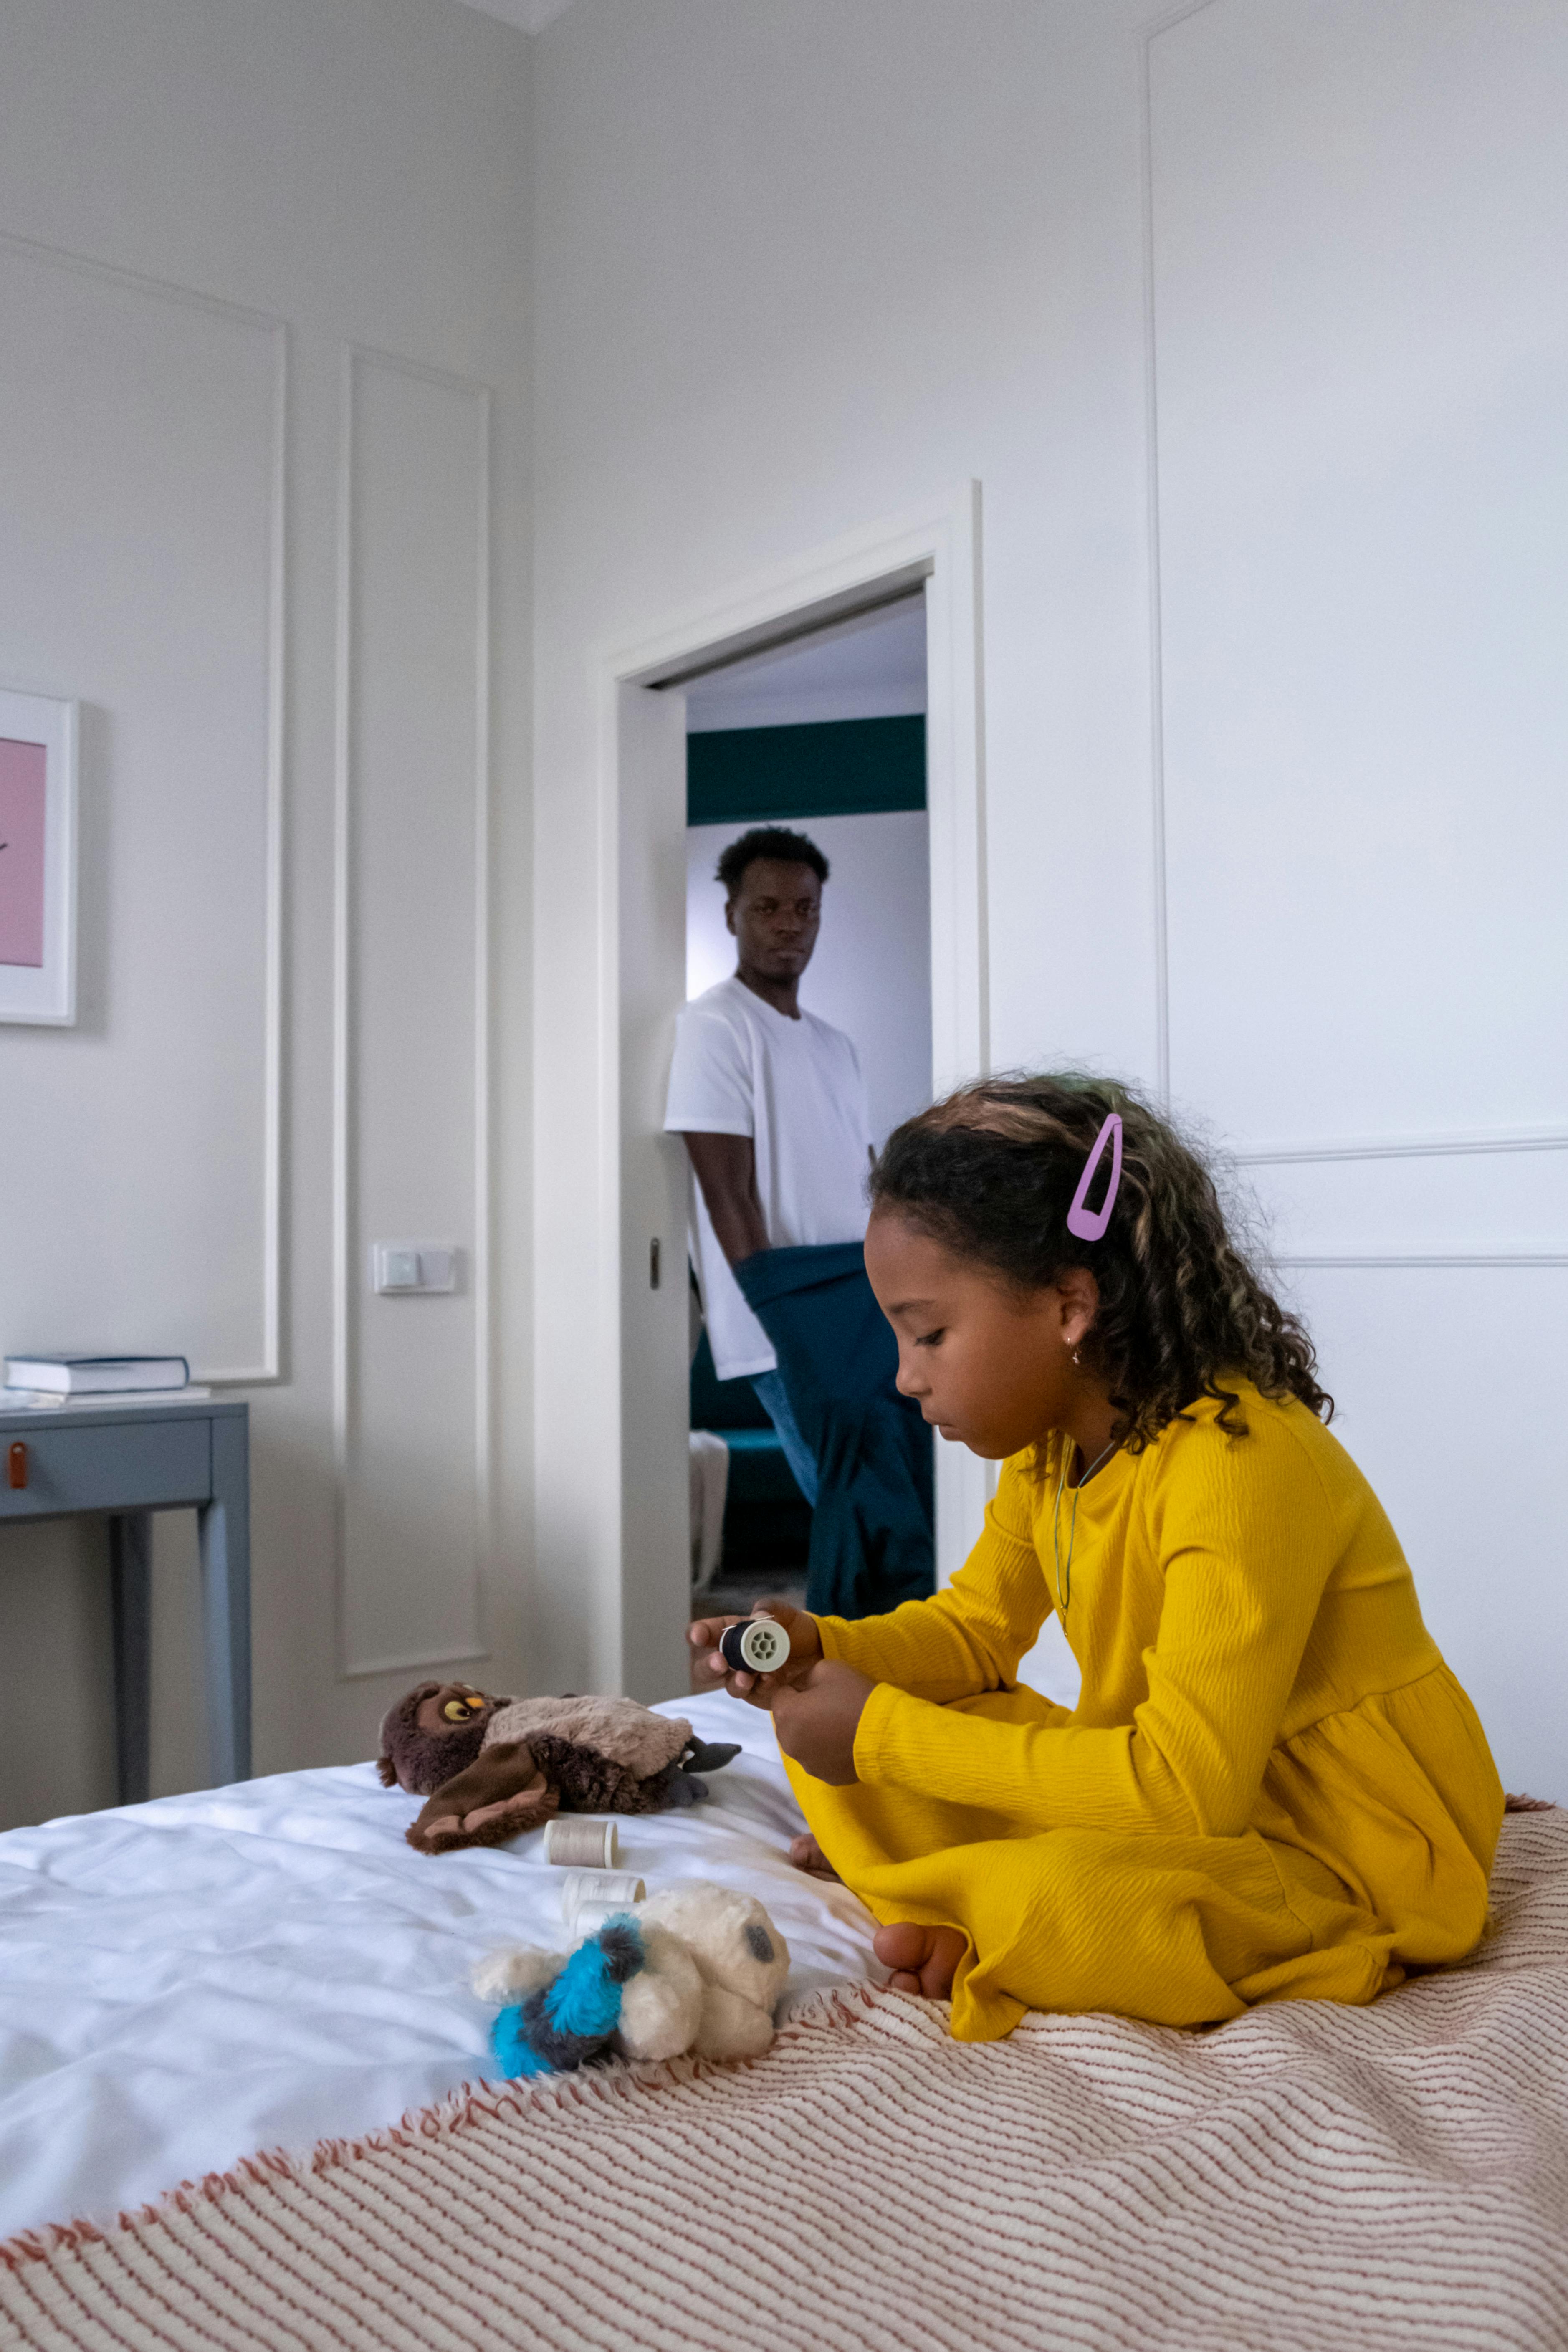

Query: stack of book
<box><xmin>1</xmin><ymin>1356</ymin><xmax>210</xmax><ymax>1408</ymax></box>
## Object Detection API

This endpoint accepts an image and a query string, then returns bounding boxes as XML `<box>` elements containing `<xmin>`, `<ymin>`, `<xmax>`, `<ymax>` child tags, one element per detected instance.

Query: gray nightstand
<box><xmin>0</xmin><ymin>1396</ymin><xmax>250</xmax><ymax>1802</ymax></box>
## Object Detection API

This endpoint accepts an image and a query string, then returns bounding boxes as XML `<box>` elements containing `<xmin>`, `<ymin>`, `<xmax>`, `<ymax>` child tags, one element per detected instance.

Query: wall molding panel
<box><xmin>1233</xmin><ymin>1127</ymin><xmax>1568</xmax><ymax>1168</ymax></box>
<box><xmin>0</xmin><ymin>229</ymin><xmax>286</xmax><ymax>1383</ymax></box>
<box><xmin>1138</xmin><ymin>0</ymin><xmax>1223</xmax><ymax>1104</ymax></box>
<box><xmin>1236</xmin><ymin>1127</ymin><xmax>1568</xmax><ymax>1265</ymax></box>
<box><xmin>1276</xmin><ymin>1254</ymin><xmax>1568</xmax><ymax>1270</ymax></box>
<box><xmin>334</xmin><ymin>344</ymin><xmax>493</xmax><ymax>1681</ymax></box>
<box><xmin>1141</xmin><ymin>3</ymin><xmax>1568</xmax><ymax>1272</ymax></box>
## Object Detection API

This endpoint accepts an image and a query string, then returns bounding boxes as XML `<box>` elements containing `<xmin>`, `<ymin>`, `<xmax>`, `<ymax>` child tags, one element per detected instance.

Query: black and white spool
<box><xmin>720</xmin><ymin>1617</ymin><xmax>789</xmax><ymax>1676</ymax></box>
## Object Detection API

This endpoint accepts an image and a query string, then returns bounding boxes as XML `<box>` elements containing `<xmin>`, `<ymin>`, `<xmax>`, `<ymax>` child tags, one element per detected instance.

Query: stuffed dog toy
<box><xmin>473</xmin><ymin>1882</ymin><xmax>790</xmax><ymax>2075</ymax></box>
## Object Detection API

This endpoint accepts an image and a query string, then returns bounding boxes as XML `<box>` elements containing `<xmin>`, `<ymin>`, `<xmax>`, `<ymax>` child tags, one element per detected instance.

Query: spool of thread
<box><xmin>544</xmin><ymin>1816</ymin><xmax>619</xmax><ymax>1870</ymax></box>
<box><xmin>720</xmin><ymin>1616</ymin><xmax>789</xmax><ymax>1676</ymax></box>
<box><xmin>560</xmin><ymin>1867</ymin><xmax>646</xmax><ymax>1937</ymax></box>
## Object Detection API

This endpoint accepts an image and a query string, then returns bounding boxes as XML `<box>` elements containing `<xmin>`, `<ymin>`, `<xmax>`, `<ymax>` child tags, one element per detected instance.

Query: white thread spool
<box><xmin>560</xmin><ymin>1867</ymin><xmax>646</xmax><ymax>1937</ymax></box>
<box><xmin>544</xmin><ymin>1817</ymin><xmax>619</xmax><ymax>1870</ymax></box>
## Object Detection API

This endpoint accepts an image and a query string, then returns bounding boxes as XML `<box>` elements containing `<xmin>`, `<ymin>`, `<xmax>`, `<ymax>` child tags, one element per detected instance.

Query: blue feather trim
<box><xmin>491</xmin><ymin>2004</ymin><xmax>549</xmax><ymax>2079</ymax></box>
<box><xmin>545</xmin><ymin>1917</ymin><xmax>645</xmax><ymax>2038</ymax></box>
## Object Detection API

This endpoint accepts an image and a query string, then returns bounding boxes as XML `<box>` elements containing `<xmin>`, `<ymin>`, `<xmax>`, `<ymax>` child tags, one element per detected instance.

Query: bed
<box><xmin>0</xmin><ymin>1691</ymin><xmax>878</xmax><ymax>2242</ymax></box>
<box><xmin>3</xmin><ymin>1698</ymin><xmax>1567</xmax><ymax>2351</ymax></box>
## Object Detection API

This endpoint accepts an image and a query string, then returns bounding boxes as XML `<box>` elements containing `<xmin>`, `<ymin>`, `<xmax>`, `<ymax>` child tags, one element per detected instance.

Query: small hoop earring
<box><xmin>1072</xmin><ymin>1348</ymin><xmax>1082</xmax><ymax>1366</ymax></box>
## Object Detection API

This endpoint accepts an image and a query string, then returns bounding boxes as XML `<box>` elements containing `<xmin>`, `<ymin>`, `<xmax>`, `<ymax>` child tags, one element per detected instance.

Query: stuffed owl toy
<box><xmin>377</xmin><ymin>1682</ymin><xmax>741</xmax><ymax>1855</ymax></box>
<box><xmin>474</xmin><ymin>1882</ymin><xmax>791</xmax><ymax>2075</ymax></box>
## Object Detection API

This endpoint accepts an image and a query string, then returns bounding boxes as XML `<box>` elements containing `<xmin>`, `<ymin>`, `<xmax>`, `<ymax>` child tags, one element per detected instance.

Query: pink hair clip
<box><xmin>1066</xmin><ymin>1112</ymin><xmax>1123</xmax><ymax>1242</ymax></box>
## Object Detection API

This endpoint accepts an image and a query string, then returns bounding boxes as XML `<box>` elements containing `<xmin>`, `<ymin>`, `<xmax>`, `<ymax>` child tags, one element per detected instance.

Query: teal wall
<box><xmin>686</xmin><ymin>714</ymin><xmax>926</xmax><ymax>826</ymax></box>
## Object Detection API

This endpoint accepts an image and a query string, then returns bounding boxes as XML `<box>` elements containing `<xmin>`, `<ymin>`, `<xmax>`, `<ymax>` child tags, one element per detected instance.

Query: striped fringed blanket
<box><xmin>4</xmin><ymin>1809</ymin><xmax>1568</xmax><ymax>2352</ymax></box>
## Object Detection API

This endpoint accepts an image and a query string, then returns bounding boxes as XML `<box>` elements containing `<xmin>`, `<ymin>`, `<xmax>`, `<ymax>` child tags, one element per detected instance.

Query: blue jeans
<box><xmin>750</xmin><ymin>1371</ymin><xmax>819</xmax><ymax>1506</ymax></box>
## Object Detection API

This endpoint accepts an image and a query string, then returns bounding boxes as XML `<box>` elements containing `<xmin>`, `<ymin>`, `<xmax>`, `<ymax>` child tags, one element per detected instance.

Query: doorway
<box><xmin>683</xmin><ymin>596</ymin><xmax>932</xmax><ymax>1613</ymax></box>
<box><xmin>602</xmin><ymin>487</ymin><xmax>986</xmax><ymax>1703</ymax></box>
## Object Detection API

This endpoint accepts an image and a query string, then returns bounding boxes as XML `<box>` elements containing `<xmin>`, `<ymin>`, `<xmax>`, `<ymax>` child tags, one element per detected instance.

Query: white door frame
<box><xmin>592</xmin><ymin>482</ymin><xmax>989</xmax><ymax>1699</ymax></box>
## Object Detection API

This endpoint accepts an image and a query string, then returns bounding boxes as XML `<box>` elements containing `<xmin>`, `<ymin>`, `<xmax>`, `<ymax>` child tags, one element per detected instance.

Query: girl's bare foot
<box><xmin>873</xmin><ymin>1922</ymin><xmax>965</xmax><ymax>1998</ymax></box>
<box><xmin>789</xmin><ymin>1833</ymin><xmax>841</xmax><ymax>1881</ymax></box>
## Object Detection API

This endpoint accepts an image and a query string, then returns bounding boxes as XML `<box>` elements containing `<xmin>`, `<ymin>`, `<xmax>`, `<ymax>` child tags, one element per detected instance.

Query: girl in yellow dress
<box><xmin>691</xmin><ymin>1074</ymin><xmax>1503</xmax><ymax>2042</ymax></box>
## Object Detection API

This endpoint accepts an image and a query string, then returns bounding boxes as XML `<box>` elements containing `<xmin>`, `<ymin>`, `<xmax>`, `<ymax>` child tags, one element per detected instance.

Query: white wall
<box><xmin>532</xmin><ymin>0</ymin><xmax>1568</xmax><ymax>1793</ymax></box>
<box><xmin>687</xmin><ymin>811</ymin><xmax>932</xmax><ymax>1150</ymax></box>
<box><xmin>1150</xmin><ymin>0</ymin><xmax>1568</xmax><ymax>1793</ymax></box>
<box><xmin>0</xmin><ymin>0</ymin><xmax>534</xmax><ymax>1828</ymax></box>
<box><xmin>3</xmin><ymin>0</ymin><xmax>1560</xmax><ymax>1821</ymax></box>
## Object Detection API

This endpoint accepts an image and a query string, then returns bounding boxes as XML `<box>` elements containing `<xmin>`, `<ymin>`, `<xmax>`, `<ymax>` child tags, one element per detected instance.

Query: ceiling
<box><xmin>455</xmin><ymin>0</ymin><xmax>576</xmax><ymax>33</ymax></box>
<box><xmin>685</xmin><ymin>594</ymin><xmax>928</xmax><ymax>735</ymax></box>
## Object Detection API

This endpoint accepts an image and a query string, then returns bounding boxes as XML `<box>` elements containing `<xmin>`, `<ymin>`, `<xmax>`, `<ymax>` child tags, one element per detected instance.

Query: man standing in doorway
<box><xmin>665</xmin><ymin>825</ymin><xmax>873</xmax><ymax>1504</ymax></box>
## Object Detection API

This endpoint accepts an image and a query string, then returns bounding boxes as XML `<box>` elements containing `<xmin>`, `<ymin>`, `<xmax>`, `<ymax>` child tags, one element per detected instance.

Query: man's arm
<box><xmin>680</xmin><ymin>1132</ymin><xmax>769</xmax><ymax>1266</ymax></box>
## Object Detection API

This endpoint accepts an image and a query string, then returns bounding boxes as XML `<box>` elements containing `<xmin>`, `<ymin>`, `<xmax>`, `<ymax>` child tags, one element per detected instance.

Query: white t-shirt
<box><xmin>664</xmin><ymin>976</ymin><xmax>873</xmax><ymax>1382</ymax></box>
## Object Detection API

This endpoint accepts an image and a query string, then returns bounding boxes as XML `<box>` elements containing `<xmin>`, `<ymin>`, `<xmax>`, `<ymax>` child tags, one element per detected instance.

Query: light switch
<box><xmin>372</xmin><ymin>1243</ymin><xmax>459</xmax><ymax>1295</ymax></box>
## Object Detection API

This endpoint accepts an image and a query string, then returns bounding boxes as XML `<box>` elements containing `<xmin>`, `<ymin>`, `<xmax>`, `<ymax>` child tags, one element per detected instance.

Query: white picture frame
<box><xmin>0</xmin><ymin>686</ymin><xmax>78</xmax><ymax>1026</ymax></box>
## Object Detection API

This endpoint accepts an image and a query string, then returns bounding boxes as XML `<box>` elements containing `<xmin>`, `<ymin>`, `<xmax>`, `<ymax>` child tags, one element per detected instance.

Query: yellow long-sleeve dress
<box><xmin>792</xmin><ymin>1383</ymin><xmax>1503</xmax><ymax>2042</ymax></box>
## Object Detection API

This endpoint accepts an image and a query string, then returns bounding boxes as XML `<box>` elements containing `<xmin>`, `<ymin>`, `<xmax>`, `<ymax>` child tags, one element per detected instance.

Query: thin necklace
<box><xmin>1051</xmin><ymin>1436</ymin><xmax>1118</xmax><ymax>1614</ymax></box>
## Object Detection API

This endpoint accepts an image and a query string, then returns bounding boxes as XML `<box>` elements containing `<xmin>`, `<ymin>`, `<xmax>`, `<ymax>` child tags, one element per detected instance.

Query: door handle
<box><xmin>7</xmin><ymin>1442</ymin><xmax>25</xmax><ymax>1490</ymax></box>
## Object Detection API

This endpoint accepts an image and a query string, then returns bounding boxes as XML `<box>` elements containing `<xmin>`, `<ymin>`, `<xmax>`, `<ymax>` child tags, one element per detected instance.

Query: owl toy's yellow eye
<box><xmin>443</xmin><ymin>1699</ymin><xmax>469</xmax><ymax>1722</ymax></box>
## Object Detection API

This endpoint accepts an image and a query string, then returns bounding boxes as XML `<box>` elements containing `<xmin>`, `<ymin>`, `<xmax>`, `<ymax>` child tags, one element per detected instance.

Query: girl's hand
<box><xmin>687</xmin><ymin>1600</ymin><xmax>821</xmax><ymax>1705</ymax></box>
<box><xmin>771</xmin><ymin>1661</ymin><xmax>874</xmax><ymax>1785</ymax></box>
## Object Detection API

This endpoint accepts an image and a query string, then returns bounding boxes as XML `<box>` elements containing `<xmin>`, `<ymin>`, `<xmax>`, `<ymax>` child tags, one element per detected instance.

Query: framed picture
<box><xmin>0</xmin><ymin>687</ymin><xmax>78</xmax><ymax>1026</ymax></box>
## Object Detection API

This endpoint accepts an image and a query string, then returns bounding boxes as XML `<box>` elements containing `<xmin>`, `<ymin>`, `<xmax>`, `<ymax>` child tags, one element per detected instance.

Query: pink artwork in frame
<box><xmin>0</xmin><ymin>737</ymin><xmax>48</xmax><ymax>968</ymax></box>
<box><xmin>0</xmin><ymin>688</ymin><xmax>78</xmax><ymax>1024</ymax></box>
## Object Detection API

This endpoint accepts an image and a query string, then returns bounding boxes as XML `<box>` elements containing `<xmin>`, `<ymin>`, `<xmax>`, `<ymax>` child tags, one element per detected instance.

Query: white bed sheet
<box><xmin>0</xmin><ymin>1691</ymin><xmax>880</xmax><ymax>2242</ymax></box>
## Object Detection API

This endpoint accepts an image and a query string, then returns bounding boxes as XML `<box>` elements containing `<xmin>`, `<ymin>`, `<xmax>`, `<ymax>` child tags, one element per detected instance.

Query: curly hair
<box><xmin>869</xmin><ymin>1071</ymin><xmax>1331</xmax><ymax>1450</ymax></box>
<box><xmin>716</xmin><ymin>826</ymin><xmax>829</xmax><ymax>897</ymax></box>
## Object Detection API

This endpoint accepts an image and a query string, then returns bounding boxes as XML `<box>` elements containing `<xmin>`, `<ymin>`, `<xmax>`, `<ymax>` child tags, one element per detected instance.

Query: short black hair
<box><xmin>715</xmin><ymin>826</ymin><xmax>830</xmax><ymax>898</ymax></box>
